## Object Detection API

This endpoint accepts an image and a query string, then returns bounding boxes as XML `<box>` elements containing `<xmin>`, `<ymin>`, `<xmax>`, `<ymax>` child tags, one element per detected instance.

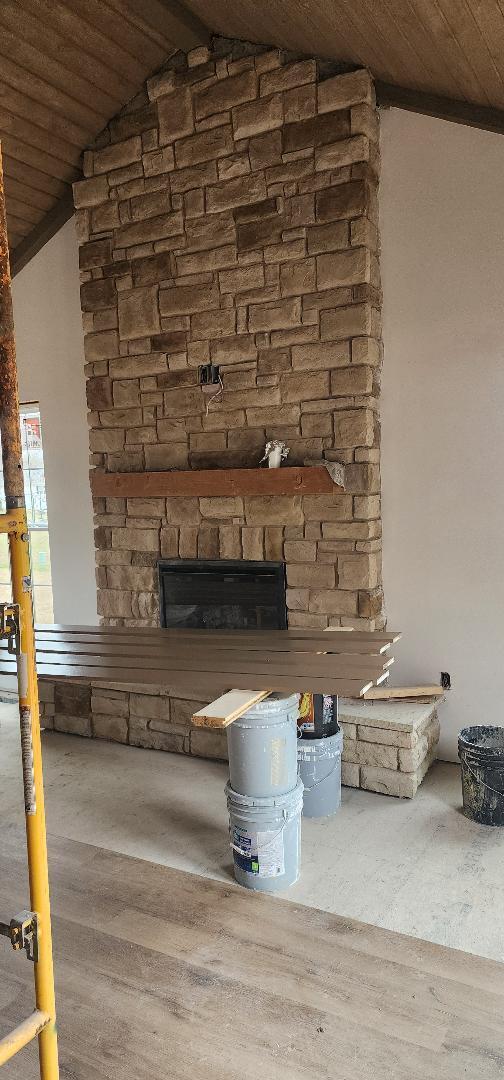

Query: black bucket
<box><xmin>458</xmin><ymin>726</ymin><xmax>504</xmax><ymax>826</ymax></box>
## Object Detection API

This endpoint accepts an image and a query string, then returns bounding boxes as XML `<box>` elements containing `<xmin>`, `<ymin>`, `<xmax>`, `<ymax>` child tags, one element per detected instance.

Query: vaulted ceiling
<box><xmin>3</xmin><ymin>0</ymin><xmax>504</xmax><ymax>273</ymax></box>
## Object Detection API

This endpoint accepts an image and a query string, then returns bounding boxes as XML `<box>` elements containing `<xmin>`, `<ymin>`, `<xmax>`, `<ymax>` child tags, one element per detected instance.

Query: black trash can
<box><xmin>458</xmin><ymin>726</ymin><xmax>504</xmax><ymax>826</ymax></box>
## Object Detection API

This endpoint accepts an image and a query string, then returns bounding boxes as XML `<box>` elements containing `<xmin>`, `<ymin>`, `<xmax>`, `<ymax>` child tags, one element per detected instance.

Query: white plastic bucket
<box><xmin>297</xmin><ymin>730</ymin><xmax>343</xmax><ymax>818</ymax></box>
<box><xmin>226</xmin><ymin>692</ymin><xmax>299</xmax><ymax>798</ymax></box>
<box><xmin>225</xmin><ymin>778</ymin><xmax>303</xmax><ymax>892</ymax></box>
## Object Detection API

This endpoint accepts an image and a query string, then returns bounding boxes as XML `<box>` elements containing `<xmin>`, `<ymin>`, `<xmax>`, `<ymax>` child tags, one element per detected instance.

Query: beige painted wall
<box><xmin>12</xmin><ymin>218</ymin><xmax>97</xmax><ymax>625</ymax></box>
<box><xmin>380</xmin><ymin>108</ymin><xmax>504</xmax><ymax>760</ymax></box>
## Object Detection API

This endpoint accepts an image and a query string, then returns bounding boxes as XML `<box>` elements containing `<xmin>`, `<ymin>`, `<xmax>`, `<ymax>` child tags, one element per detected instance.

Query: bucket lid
<box><xmin>225</xmin><ymin>776</ymin><xmax>304</xmax><ymax>810</ymax></box>
<box><xmin>241</xmin><ymin>692</ymin><xmax>299</xmax><ymax>722</ymax></box>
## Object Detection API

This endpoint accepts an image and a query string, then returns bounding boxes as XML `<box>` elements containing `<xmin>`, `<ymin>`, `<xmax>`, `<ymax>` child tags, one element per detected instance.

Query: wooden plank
<box><xmin>191</xmin><ymin>689</ymin><xmax>270</xmax><ymax>728</ymax></box>
<box><xmin>122</xmin><ymin>0</ymin><xmax>210</xmax><ymax>50</ymax></box>
<box><xmin>89</xmin><ymin>465</ymin><xmax>340</xmax><ymax>498</ymax></box>
<box><xmin>376</xmin><ymin>81</ymin><xmax>504</xmax><ymax>134</ymax></box>
<box><xmin>26</xmin><ymin>633</ymin><xmax>394</xmax><ymax>656</ymax></box>
<box><xmin>363</xmin><ymin>685</ymin><xmax>445</xmax><ymax>700</ymax></box>
<box><xmin>0</xmin><ymin>639</ymin><xmax>393</xmax><ymax>674</ymax></box>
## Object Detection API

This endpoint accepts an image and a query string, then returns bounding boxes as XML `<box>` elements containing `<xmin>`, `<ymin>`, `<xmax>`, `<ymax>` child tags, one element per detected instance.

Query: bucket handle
<box><xmin>461</xmin><ymin>758</ymin><xmax>504</xmax><ymax>803</ymax></box>
<box><xmin>230</xmin><ymin>813</ymin><xmax>294</xmax><ymax>858</ymax></box>
<box><xmin>301</xmin><ymin>758</ymin><xmax>340</xmax><ymax>793</ymax></box>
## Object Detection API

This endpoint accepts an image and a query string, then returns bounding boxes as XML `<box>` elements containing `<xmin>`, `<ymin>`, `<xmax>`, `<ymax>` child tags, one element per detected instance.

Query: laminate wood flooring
<box><xmin>0</xmin><ymin>831</ymin><xmax>503</xmax><ymax>1079</ymax></box>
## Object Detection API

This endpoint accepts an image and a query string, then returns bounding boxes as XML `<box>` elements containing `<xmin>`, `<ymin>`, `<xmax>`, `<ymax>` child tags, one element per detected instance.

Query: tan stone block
<box><xmin>246</xmin><ymin>495</ymin><xmax>303</xmax><ymax>526</ymax></box>
<box><xmin>210</xmin><ymin>334</ymin><xmax>257</xmax><ymax>364</ymax></box>
<box><xmin>190</xmin><ymin>728</ymin><xmax>228</xmax><ymax>761</ymax></box>
<box><xmin>115</xmin><ymin>212</ymin><xmax>183</xmax><ymax>248</ymax></box>
<box><xmin>131</xmin><ymin>252</ymin><xmax>172</xmax><ymax>287</ymax></box>
<box><xmin>307</xmin><ymin>220</ymin><xmax>349</xmax><ymax>255</ymax></box>
<box><xmin>89</xmin><ymin>428</ymin><xmax>124</xmax><ymax>453</ymax></box>
<box><xmin>219</xmin><ymin>525</ymin><xmax>242</xmax><ymax>558</ymax></box>
<box><xmin>107</xmin><ymin>566</ymin><xmax>156</xmax><ymax>591</ymax></box>
<box><xmin>358</xmin><ymin>724</ymin><xmax>414</xmax><ymax>749</ymax></box>
<box><xmin>145</xmin><ymin>443</ymin><xmax>188</xmax><ymax>470</ymax></box>
<box><xmin>282</xmin><ymin>111</ymin><xmax>349</xmax><ymax>153</ymax></box>
<box><xmin>129</xmin><ymin>191</ymin><xmax>169</xmax><ymax>222</ymax></box>
<box><xmin>179</xmin><ymin>525</ymin><xmax>199</xmax><ymax>557</ymax></box>
<box><xmin>315</xmin><ymin>134</ymin><xmax>369</xmax><ymax>172</ymax></box>
<box><xmin>340</xmin><ymin>720</ymin><xmax>357</xmax><ymax>740</ymax></box>
<box><xmin>318</xmin><ymin>70</ymin><xmax>375</xmax><ymax>114</ymax></box>
<box><xmin>130</xmin><ymin>717</ymin><xmax>186</xmax><ymax>753</ymax></box>
<box><xmin>54</xmin><ymin>714</ymin><xmax>92</xmax><ymax>737</ymax></box>
<box><xmin>316</xmin><ymin>180</ymin><xmax>368</xmax><ymax>224</ymax></box>
<box><xmin>99</xmin><ymin>407</ymin><xmax>143</xmax><ymax>428</ymax></box>
<box><xmin>303</xmin><ymin>495</ymin><xmax>353</xmax><ymax>521</ymax></box>
<box><xmin>260</xmin><ymin>59</ymin><xmax>315</xmax><ymax>96</ymax></box>
<box><xmin>287</xmin><ymin>563</ymin><xmax>335</xmax><ymax>588</ymax></box>
<box><xmin>286</xmin><ymin>587</ymin><xmax>309</xmax><ymax>611</ymax></box>
<box><xmin>165</xmin><ymin>497</ymin><xmax>200</xmax><ymax>525</ymax></box>
<box><xmin>194</xmin><ymin>70</ymin><xmax>257</xmax><ymax>120</ymax></box>
<box><xmin>86</xmin><ymin>376</ymin><xmax>113</xmax><ymax>410</ymax></box>
<box><xmin>309</xmin><ymin>589</ymin><xmax>357</xmax><ymax>616</ymax></box>
<box><xmin>191</xmin><ymin>308</ymin><xmax>236</xmax><ymax>340</ymax></box>
<box><xmin>264</xmin><ymin>526</ymin><xmax>284</xmax><ymax>560</ymax></box>
<box><xmin>344</xmin><ymin>463</ymin><xmax>380</xmax><ymax>494</ymax></box>
<box><xmin>280</xmin><ymin>258</ymin><xmax>316</xmax><ymax>297</ymax></box>
<box><xmin>112</xmin><ymin>527</ymin><xmax>159</xmax><ymax>552</ymax></box>
<box><xmin>331</xmin><ymin>365</ymin><xmax>373</xmax><ymax>396</ymax></box>
<box><xmin>206</xmin><ymin>173</ymin><xmax>267</xmax><ymax>213</ymax></box>
<box><xmin>338</xmin><ymin>552</ymin><xmax>379</xmax><ymax>590</ymax></box>
<box><xmin>284</xmin><ymin>83</ymin><xmax>316</xmax><ymax>122</ymax></box>
<box><xmin>200</xmin><ymin>497</ymin><xmax>244</xmax><ymax>519</ymax></box>
<box><xmin>341</xmin><ymin>760</ymin><xmax>360</xmax><ymax>788</ymax></box>
<box><xmin>160</xmin><ymin>284</ymin><xmax>218</xmax><ymax>317</ymax></box>
<box><xmin>38</xmin><ymin>680</ymin><xmax>55</xmax><ymax>704</ymax></box>
<box><xmin>93</xmin><ymin>136</ymin><xmax>142</xmax><ymax>174</ymax></box>
<box><xmin>79</xmin><ymin>238</ymin><xmax>112</xmax><ymax>270</ymax></box>
<box><xmin>284</xmin><ymin>540</ymin><xmax>316</xmax><ymax>562</ymax></box>
<box><xmin>354</xmin><ymin>495</ymin><xmax>380</xmax><ymax>520</ymax></box>
<box><xmin>177</xmin><ymin>244</ymin><xmax>237</xmax><ymax>277</ymax></box>
<box><xmin>344</xmin><ymin>740</ymin><xmax>398</xmax><ymax>769</ymax></box>
<box><xmin>142</xmin><ymin>146</ymin><xmax>175</xmax><ymax>176</ymax></box>
<box><xmin>54</xmin><ymin>682</ymin><xmax>90</xmax><ymax>717</ymax></box>
<box><xmin>246</xmin><ymin>403</ymin><xmax>300</xmax><ymax>427</ymax></box>
<box><xmin>302</xmin><ymin>414</ymin><xmax>332</xmax><ymax>437</ymax></box>
<box><xmin>198</xmin><ymin>526</ymin><xmax>219</xmax><ymax>558</ymax></box>
<box><xmin>91</xmin><ymin>200</ymin><xmax>120</xmax><ymax>231</ymax></box>
<box><xmin>158</xmin><ymin>86</ymin><xmax>193</xmax><ymax>144</ymax></box>
<box><xmin>118</xmin><ymin>286</ymin><xmax>160</xmax><ymax>340</ymax></box>
<box><xmin>160</xmin><ymin>526</ymin><xmax>178</xmax><ymax>557</ymax></box>
<box><xmin>334</xmin><ymin>409</ymin><xmax>374</xmax><ymax>449</ymax></box>
<box><xmin>219</xmin><ymin>264</ymin><xmax>264</xmax><ymax>294</ymax></box>
<box><xmin>96</xmin><ymin>589</ymin><xmax>133</xmax><ymax>618</ymax></box>
<box><xmin>291</xmin><ymin>341</ymin><xmax>349</xmax><ymax>371</ymax></box>
<box><xmin>398</xmin><ymin>735</ymin><xmax>430</xmax><ymax>773</ymax></box>
<box><xmin>236</xmin><ymin>215</ymin><xmax>284</xmax><ymax>253</ymax></box>
<box><xmin>321</xmin><ymin>304</ymin><xmax>374</xmax><ymax>341</ymax></box>
<box><xmin>93</xmin><ymin>714</ymin><xmax>128</xmax><ymax>742</ymax></box>
<box><xmin>218</xmin><ymin>152</ymin><xmax>250</xmax><ymax>180</ymax></box>
<box><xmin>232</xmin><ymin>93</ymin><xmax>283</xmax><ymax>139</ymax></box>
<box><xmin>351</xmin><ymin>103</ymin><xmax>380</xmax><ymax>141</ymax></box>
<box><xmin>360</xmin><ymin>765</ymin><xmax>416</xmax><ymax>799</ymax></box>
<box><xmin>175</xmin><ymin>124</ymin><xmax>233</xmax><ymax>168</ymax></box>
<box><xmin>281</xmin><ymin>370</ymin><xmax>329</xmax><ymax>403</ymax></box>
<box><xmin>84</xmin><ymin>330</ymin><xmax>119</xmax><ymax>362</ymax></box>
<box><xmin>247</xmin><ymin>297</ymin><xmax>300</xmax><ymax>333</ymax></box>
<box><xmin>249</xmin><ymin>129</ymin><xmax>282</xmax><ymax>170</ymax></box>
<box><xmin>170</xmin><ymin>160</ymin><xmax>217</xmax><ymax>194</ymax></box>
<box><xmin>81</xmin><ymin>278</ymin><xmax>116</xmax><ymax>313</ymax></box>
<box><xmin>317</xmin><ymin>247</ymin><xmax>370</xmax><ymax>290</ymax></box>
<box><xmin>73</xmin><ymin>176</ymin><xmax>109</xmax><ymax>208</ymax></box>
<box><xmin>242</xmin><ymin>526</ymin><xmax>264</xmax><ymax>560</ymax></box>
<box><xmin>109</xmin><ymin>354</ymin><xmax>167</xmax><ymax>379</ymax></box>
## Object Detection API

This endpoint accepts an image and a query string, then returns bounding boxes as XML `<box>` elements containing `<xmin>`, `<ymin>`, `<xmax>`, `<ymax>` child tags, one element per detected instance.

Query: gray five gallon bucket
<box><xmin>459</xmin><ymin>726</ymin><xmax>504</xmax><ymax>826</ymax></box>
<box><xmin>297</xmin><ymin>730</ymin><xmax>343</xmax><ymax>818</ymax></box>
<box><xmin>226</xmin><ymin>692</ymin><xmax>299</xmax><ymax>798</ymax></box>
<box><xmin>225</xmin><ymin>777</ymin><xmax>304</xmax><ymax>892</ymax></box>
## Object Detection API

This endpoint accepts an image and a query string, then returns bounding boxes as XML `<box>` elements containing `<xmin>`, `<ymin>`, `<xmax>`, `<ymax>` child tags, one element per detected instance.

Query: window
<box><xmin>0</xmin><ymin>404</ymin><xmax>54</xmax><ymax>623</ymax></box>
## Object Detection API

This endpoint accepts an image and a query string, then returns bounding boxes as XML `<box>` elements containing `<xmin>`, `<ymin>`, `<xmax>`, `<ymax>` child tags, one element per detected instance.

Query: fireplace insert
<box><xmin>158</xmin><ymin>559</ymin><xmax>287</xmax><ymax>631</ymax></box>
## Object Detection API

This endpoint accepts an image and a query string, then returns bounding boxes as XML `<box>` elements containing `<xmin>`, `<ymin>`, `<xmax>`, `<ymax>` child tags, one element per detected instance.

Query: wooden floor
<box><xmin>1</xmin><ymin>831</ymin><xmax>503</xmax><ymax>1079</ymax></box>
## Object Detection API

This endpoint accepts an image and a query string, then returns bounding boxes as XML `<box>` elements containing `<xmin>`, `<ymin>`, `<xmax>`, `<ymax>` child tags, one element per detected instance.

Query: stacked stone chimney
<box><xmin>73</xmin><ymin>39</ymin><xmax>384</xmax><ymax>645</ymax></box>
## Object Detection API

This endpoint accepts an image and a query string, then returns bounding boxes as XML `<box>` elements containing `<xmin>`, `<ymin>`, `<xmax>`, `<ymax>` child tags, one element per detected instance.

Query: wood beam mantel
<box><xmin>90</xmin><ymin>466</ymin><xmax>342</xmax><ymax>498</ymax></box>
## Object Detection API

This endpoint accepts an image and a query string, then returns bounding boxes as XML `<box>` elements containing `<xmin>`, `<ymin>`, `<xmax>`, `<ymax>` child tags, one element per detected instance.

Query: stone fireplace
<box><xmin>39</xmin><ymin>38</ymin><xmax>385</xmax><ymax>763</ymax></box>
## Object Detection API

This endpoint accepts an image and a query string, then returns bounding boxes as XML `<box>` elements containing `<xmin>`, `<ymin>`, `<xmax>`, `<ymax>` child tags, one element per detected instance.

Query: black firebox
<box><xmin>158</xmin><ymin>560</ymin><xmax>287</xmax><ymax>631</ymax></box>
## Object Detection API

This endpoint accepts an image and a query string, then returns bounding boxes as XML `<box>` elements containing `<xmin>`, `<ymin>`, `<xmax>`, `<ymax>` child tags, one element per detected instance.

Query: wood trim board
<box><xmin>191</xmin><ymin>690</ymin><xmax>270</xmax><ymax>728</ymax></box>
<box><xmin>89</xmin><ymin>465</ymin><xmax>341</xmax><ymax>498</ymax></box>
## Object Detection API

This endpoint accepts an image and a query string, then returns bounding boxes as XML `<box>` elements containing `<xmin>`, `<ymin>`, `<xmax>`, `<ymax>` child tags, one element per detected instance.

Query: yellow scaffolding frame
<box><xmin>0</xmin><ymin>146</ymin><xmax>59</xmax><ymax>1077</ymax></box>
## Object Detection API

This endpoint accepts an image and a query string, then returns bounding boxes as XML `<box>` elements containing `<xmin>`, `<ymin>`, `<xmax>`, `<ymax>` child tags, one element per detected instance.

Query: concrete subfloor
<box><xmin>1</xmin><ymin>702</ymin><xmax>503</xmax><ymax>963</ymax></box>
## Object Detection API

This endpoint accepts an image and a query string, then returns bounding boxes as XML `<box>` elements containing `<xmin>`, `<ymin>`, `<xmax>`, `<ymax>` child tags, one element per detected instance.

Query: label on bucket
<box><xmin>270</xmin><ymin>737</ymin><xmax>288</xmax><ymax>789</ymax></box>
<box><xmin>232</xmin><ymin>825</ymin><xmax>285</xmax><ymax>878</ymax></box>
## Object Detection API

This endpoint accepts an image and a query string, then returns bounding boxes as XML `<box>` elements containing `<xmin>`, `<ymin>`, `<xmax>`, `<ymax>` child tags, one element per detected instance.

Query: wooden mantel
<box><xmin>90</xmin><ymin>465</ymin><xmax>343</xmax><ymax>498</ymax></box>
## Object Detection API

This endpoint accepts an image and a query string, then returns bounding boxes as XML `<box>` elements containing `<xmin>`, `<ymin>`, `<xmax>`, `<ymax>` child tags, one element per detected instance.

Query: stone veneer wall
<box><xmin>66</xmin><ymin>40</ymin><xmax>386</xmax><ymax>757</ymax></box>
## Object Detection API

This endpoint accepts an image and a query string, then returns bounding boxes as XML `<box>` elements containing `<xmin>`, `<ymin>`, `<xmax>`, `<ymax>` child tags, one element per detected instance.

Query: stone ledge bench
<box><xmin>338</xmin><ymin>698</ymin><xmax>441</xmax><ymax>798</ymax></box>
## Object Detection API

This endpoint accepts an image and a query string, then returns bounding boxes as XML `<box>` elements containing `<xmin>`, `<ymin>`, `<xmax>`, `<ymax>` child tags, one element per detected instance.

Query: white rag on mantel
<box><xmin>322</xmin><ymin>460</ymin><xmax>345</xmax><ymax>488</ymax></box>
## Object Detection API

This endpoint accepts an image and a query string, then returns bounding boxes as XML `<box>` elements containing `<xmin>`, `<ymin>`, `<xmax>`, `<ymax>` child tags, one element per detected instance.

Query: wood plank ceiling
<box><xmin>0</xmin><ymin>0</ymin><xmax>209</xmax><ymax>271</ymax></box>
<box><xmin>3</xmin><ymin>0</ymin><xmax>504</xmax><ymax>272</ymax></box>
